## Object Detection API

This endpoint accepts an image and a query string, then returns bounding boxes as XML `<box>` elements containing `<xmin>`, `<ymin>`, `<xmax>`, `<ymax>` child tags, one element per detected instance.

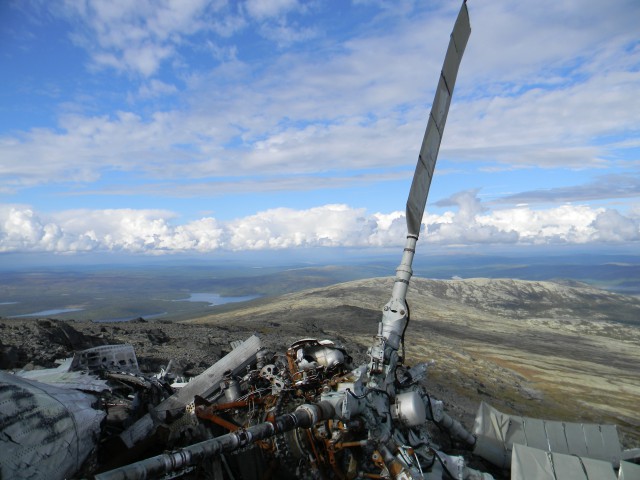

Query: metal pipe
<box><xmin>95</xmin><ymin>402</ymin><xmax>334</xmax><ymax>480</ymax></box>
<box><xmin>440</xmin><ymin>412</ymin><xmax>476</xmax><ymax>446</ymax></box>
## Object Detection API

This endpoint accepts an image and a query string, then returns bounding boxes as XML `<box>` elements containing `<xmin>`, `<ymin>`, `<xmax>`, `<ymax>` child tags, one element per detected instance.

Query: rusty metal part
<box><xmin>196</xmin><ymin>407</ymin><xmax>241</xmax><ymax>432</ymax></box>
<box><xmin>200</xmin><ymin>396</ymin><xmax>266</xmax><ymax>412</ymax></box>
<box><xmin>96</xmin><ymin>402</ymin><xmax>335</xmax><ymax>480</ymax></box>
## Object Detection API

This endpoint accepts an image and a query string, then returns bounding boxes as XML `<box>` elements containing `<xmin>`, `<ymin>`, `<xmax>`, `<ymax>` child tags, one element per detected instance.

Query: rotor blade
<box><xmin>405</xmin><ymin>2</ymin><xmax>471</xmax><ymax>237</ymax></box>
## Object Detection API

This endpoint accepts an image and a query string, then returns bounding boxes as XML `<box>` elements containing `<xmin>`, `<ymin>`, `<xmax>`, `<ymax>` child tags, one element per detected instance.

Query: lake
<box><xmin>174</xmin><ymin>292</ymin><xmax>259</xmax><ymax>306</ymax></box>
<box><xmin>11</xmin><ymin>307</ymin><xmax>85</xmax><ymax>318</ymax></box>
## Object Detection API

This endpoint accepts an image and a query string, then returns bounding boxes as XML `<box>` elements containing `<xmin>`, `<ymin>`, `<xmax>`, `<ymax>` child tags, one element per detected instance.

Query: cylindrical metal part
<box><xmin>391</xmin><ymin>391</ymin><xmax>426</xmax><ymax>427</ymax></box>
<box><xmin>221</xmin><ymin>378</ymin><xmax>241</xmax><ymax>402</ymax></box>
<box><xmin>256</xmin><ymin>349</ymin><xmax>267</xmax><ymax>369</ymax></box>
<box><xmin>439</xmin><ymin>412</ymin><xmax>476</xmax><ymax>446</ymax></box>
<box><xmin>390</xmin><ymin>236</ymin><xmax>417</xmax><ymax>301</ymax></box>
<box><xmin>307</xmin><ymin>345</ymin><xmax>345</xmax><ymax>368</ymax></box>
<box><xmin>95</xmin><ymin>402</ymin><xmax>335</xmax><ymax>480</ymax></box>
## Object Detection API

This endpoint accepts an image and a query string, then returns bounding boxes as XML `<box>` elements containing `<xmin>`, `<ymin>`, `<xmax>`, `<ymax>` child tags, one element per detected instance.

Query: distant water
<box><xmin>100</xmin><ymin>312</ymin><xmax>168</xmax><ymax>323</ymax></box>
<box><xmin>11</xmin><ymin>307</ymin><xmax>84</xmax><ymax>318</ymax></box>
<box><xmin>0</xmin><ymin>302</ymin><xmax>18</xmax><ymax>305</ymax></box>
<box><xmin>175</xmin><ymin>292</ymin><xmax>259</xmax><ymax>306</ymax></box>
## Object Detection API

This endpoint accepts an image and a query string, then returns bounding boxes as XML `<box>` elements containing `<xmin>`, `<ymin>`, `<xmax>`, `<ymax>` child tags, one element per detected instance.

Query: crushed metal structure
<box><xmin>1</xmin><ymin>2</ymin><xmax>638</xmax><ymax>479</ymax></box>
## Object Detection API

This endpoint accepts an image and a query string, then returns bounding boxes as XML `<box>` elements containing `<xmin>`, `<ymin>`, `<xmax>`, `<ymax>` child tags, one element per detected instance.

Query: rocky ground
<box><xmin>0</xmin><ymin>315</ymin><xmax>484</xmax><ymax>440</ymax></box>
<box><xmin>0</xmin><ymin>317</ymin><xmax>250</xmax><ymax>377</ymax></box>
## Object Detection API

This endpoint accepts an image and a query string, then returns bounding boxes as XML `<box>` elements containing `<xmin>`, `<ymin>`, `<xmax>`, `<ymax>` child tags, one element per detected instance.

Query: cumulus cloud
<box><xmin>226</xmin><ymin>205</ymin><xmax>374</xmax><ymax>250</ymax></box>
<box><xmin>2</xmin><ymin>193</ymin><xmax>638</xmax><ymax>254</ymax></box>
<box><xmin>590</xmin><ymin>209</ymin><xmax>639</xmax><ymax>242</ymax></box>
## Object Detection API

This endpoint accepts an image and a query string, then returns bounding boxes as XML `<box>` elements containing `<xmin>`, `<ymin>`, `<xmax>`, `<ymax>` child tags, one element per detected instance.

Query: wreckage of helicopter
<box><xmin>1</xmin><ymin>2</ymin><xmax>639</xmax><ymax>479</ymax></box>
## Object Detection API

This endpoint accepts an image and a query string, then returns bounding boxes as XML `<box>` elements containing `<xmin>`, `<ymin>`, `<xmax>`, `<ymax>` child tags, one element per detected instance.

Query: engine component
<box><xmin>392</xmin><ymin>391</ymin><xmax>427</xmax><ymax>427</ymax></box>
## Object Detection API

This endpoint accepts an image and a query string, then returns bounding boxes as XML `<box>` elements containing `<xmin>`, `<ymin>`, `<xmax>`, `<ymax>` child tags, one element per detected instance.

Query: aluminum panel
<box><xmin>0</xmin><ymin>372</ymin><xmax>105</xmax><ymax>480</ymax></box>
<box><xmin>545</xmin><ymin>421</ymin><xmax>570</xmax><ymax>454</ymax></box>
<box><xmin>511</xmin><ymin>444</ymin><xmax>555</xmax><ymax>480</ymax></box>
<box><xmin>584</xmin><ymin>424</ymin><xmax>606</xmax><ymax>459</ymax></box>
<box><xmin>441</xmin><ymin>41</ymin><xmax>462</xmax><ymax>94</ymax></box>
<box><xmin>551</xmin><ymin>452</ymin><xmax>590</xmax><ymax>480</ymax></box>
<box><xmin>581</xmin><ymin>457</ymin><xmax>617</xmax><ymax>479</ymax></box>
<box><xmin>505</xmin><ymin>415</ymin><xmax>527</xmax><ymax>447</ymax></box>
<box><xmin>618</xmin><ymin>460</ymin><xmax>640</xmax><ymax>480</ymax></box>
<box><xmin>600</xmin><ymin>424</ymin><xmax>622</xmax><ymax>466</ymax></box>
<box><xmin>473</xmin><ymin>402</ymin><xmax>624</xmax><ymax>471</ymax></box>
<box><xmin>431</xmin><ymin>76</ymin><xmax>452</xmax><ymax>131</ymax></box>
<box><xmin>406</xmin><ymin>117</ymin><xmax>441</xmax><ymax>235</ymax></box>
<box><xmin>564</xmin><ymin>423</ymin><xmax>590</xmax><ymax>458</ymax></box>
<box><xmin>155</xmin><ymin>334</ymin><xmax>262</xmax><ymax>412</ymax></box>
<box><xmin>451</xmin><ymin>2</ymin><xmax>471</xmax><ymax>56</ymax></box>
<box><xmin>512</xmin><ymin>445</ymin><xmax>618</xmax><ymax>480</ymax></box>
<box><xmin>71</xmin><ymin>344</ymin><xmax>139</xmax><ymax>373</ymax></box>
<box><xmin>523</xmin><ymin>418</ymin><xmax>548</xmax><ymax>450</ymax></box>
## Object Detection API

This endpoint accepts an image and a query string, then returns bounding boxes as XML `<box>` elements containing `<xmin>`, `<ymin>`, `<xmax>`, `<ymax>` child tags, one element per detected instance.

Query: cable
<box><xmin>424</xmin><ymin>392</ymin><xmax>453</xmax><ymax>445</ymax></box>
<box><xmin>425</xmin><ymin>392</ymin><xmax>437</xmax><ymax>423</ymax></box>
<box><xmin>411</xmin><ymin>441</ymin><xmax>436</xmax><ymax>470</ymax></box>
<box><xmin>345</xmin><ymin>388</ymin><xmax>391</xmax><ymax>401</ymax></box>
<box><xmin>430</xmin><ymin>449</ymin><xmax>458</xmax><ymax>480</ymax></box>
<box><xmin>400</xmin><ymin>300</ymin><xmax>411</xmax><ymax>361</ymax></box>
<box><xmin>346</xmin><ymin>388</ymin><xmax>367</xmax><ymax>400</ymax></box>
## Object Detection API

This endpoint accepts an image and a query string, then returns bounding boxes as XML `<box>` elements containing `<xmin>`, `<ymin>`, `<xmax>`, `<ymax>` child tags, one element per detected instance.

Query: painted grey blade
<box><xmin>405</xmin><ymin>2</ymin><xmax>471</xmax><ymax>237</ymax></box>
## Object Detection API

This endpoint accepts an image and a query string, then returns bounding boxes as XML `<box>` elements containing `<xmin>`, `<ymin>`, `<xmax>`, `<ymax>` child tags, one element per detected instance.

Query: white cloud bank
<box><xmin>2</xmin><ymin>192</ymin><xmax>638</xmax><ymax>254</ymax></box>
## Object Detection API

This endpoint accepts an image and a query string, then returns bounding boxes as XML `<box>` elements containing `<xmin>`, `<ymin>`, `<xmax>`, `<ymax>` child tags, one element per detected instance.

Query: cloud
<box><xmin>59</xmin><ymin>171</ymin><xmax>412</xmax><ymax>198</ymax></box>
<box><xmin>57</xmin><ymin>0</ymin><xmax>220</xmax><ymax>76</ymax></box>
<box><xmin>591</xmin><ymin>209</ymin><xmax>639</xmax><ymax>242</ymax></box>
<box><xmin>3</xmin><ymin>0</ymin><xmax>636</xmax><ymax>194</ymax></box>
<box><xmin>0</xmin><ymin>205</ymin><xmax>225</xmax><ymax>253</ymax></box>
<box><xmin>443</xmin><ymin>67</ymin><xmax>640</xmax><ymax>169</ymax></box>
<box><xmin>494</xmin><ymin>174</ymin><xmax>640</xmax><ymax>205</ymax></box>
<box><xmin>427</xmin><ymin>191</ymin><xmax>520</xmax><ymax>245</ymax></box>
<box><xmin>257</xmin><ymin>21</ymin><xmax>318</xmax><ymax>47</ymax></box>
<box><xmin>226</xmin><ymin>204</ymin><xmax>375</xmax><ymax>249</ymax></box>
<box><xmin>2</xmin><ymin>193</ymin><xmax>638</xmax><ymax>254</ymax></box>
<box><xmin>51</xmin><ymin>0</ymin><xmax>315</xmax><ymax>76</ymax></box>
<box><xmin>3</xmin><ymin>0</ymin><xmax>639</xmax><ymax>239</ymax></box>
<box><xmin>136</xmin><ymin>79</ymin><xmax>179</xmax><ymax>100</ymax></box>
<box><xmin>244</xmin><ymin>0</ymin><xmax>300</xmax><ymax>20</ymax></box>
<box><xmin>429</xmin><ymin>189</ymin><xmax>640</xmax><ymax>245</ymax></box>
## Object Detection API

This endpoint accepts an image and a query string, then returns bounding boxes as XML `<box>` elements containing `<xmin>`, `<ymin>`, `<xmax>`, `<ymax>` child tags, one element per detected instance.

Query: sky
<box><xmin>1</xmin><ymin>0</ymin><xmax>639</xmax><ymax>260</ymax></box>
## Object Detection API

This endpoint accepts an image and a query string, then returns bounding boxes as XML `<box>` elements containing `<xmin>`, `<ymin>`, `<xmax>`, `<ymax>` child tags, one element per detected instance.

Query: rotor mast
<box><xmin>370</xmin><ymin>2</ymin><xmax>471</xmax><ymax>378</ymax></box>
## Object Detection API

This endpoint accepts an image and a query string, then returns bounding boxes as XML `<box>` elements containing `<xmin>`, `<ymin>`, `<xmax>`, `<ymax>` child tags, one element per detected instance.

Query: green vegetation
<box><xmin>1</xmin><ymin>254</ymin><xmax>638</xmax><ymax>322</ymax></box>
<box><xmin>0</xmin><ymin>263</ymin><xmax>388</xmax><ymax>321</ymax></box>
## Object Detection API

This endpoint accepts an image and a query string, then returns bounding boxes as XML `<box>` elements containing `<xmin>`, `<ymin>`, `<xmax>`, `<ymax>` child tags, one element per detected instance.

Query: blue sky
<box><xmin>1</xmin><ymin>0</ymin><xmax>639</xmax><ymax>258</ymax></box>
